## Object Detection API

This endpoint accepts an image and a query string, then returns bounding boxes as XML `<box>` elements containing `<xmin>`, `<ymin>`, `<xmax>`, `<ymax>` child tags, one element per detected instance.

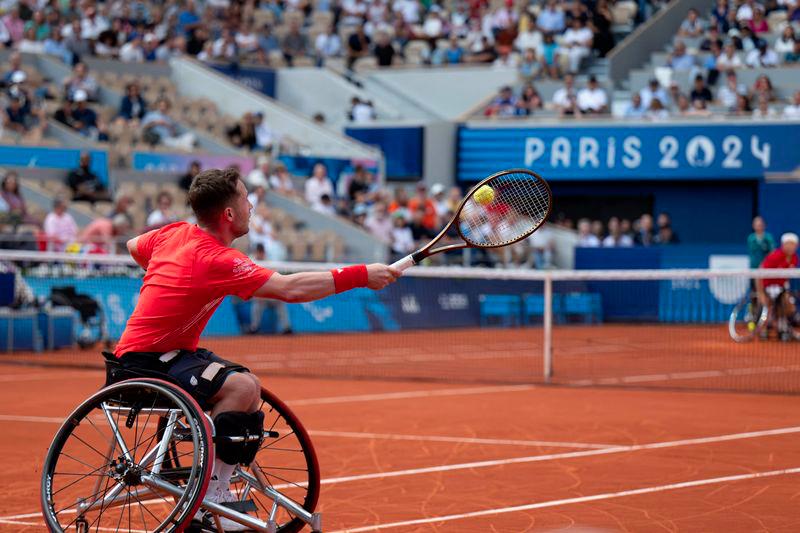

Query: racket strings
<box><xmin>458</xmin><ymin>172</ymin><xmax>550</xmax><ymax>247</ymax></box>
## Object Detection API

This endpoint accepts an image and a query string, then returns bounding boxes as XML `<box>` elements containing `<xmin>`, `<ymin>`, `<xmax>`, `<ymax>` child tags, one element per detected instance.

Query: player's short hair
<box><xmin>189</xmin><ymin>167</ymin><xmax>241</xmax><ymax>225</ymax></box>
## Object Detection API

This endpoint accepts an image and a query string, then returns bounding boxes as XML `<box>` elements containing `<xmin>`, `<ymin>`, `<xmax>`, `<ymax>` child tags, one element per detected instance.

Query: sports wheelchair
<box><xmin>40</xmin><ymin>353</ymin><xmax>322</xmax><ymax>532</ymax></box>
<box><xmin>729</xmin><ymin>285</ymin><xmax>800</xmax><ymax>342</ymax></box>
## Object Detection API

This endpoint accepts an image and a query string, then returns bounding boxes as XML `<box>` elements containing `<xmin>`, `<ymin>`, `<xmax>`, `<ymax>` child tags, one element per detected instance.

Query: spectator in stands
<box><xmin>63</xmin><ymin>62</ymin><xmax>98</xmax><ymax>102</ymax></box>
<box><xmin>390</xmin><ymin>211</ymin><xmax>415</xmax><ymax>260</ymax></box>
<box><xmin>270</xmin><ymin>163</ymin><xmax>298</xmax><ymax>197</ymax></box>
<box><xmin>314</xmin><ymin>193</ymin><xmax>337</xmax><ymax>216</ymax></box>
<box><xmin>552</xmin><ymin>74</ymin><xmax>577</xmax><ymax>115</ymax></box>
<box><xmin>408</xmin><ymin>183</ymin><xmax>438</xmax><ymax>233</ymax></box>
<box><xmin>485</xmin><ymin>85</ymin><xmax>520</xmax><ymax>117</ymax></box>
<box><xmin>751</xmin><ymin>74</ymin><xmax>775</xmax><ymax>101</ymax></box>
<box><xmin>3</xmin><ymin>94</ymin><xmax>44</xmax><ymax>141</ymax></box>
<box><xmin>783</xmin><ymin>90</ymin><xmax>800</xmax><ymax>119</ymax></box>
<box><xmin>700</xmin><ymin>26</ymin><xmax>724</xmax><ymax>52</ymax></box>
<box><xmin>227</xmin><ymin>112</ymin><xmax>258</xmax><ymax>150</ymax></box>
<box><xmin>1</xmin><ymin>172</ymin><xmax>32</xmax><ymax>226</ymax></box>
<box><xmin>577</xmin><ymin>219</ymin><xmax>600</xmax><ymax>247</ymax></box>
<box><xmin>710</xmin><ymin>0</ymin><xmax>732</xmax><ymax>33</ymax></box>
<box><xmin>517</xmin><ymin>83</ymin><xmax>543</xmax><ymax>115</ymax></box>
<box><xmin>539</xmin><ymin>33</ymin><xmax>560</xmax><ymax>79</ymax></box>
<box><xmin>537</xmin><ymin>0</ymin><xmax>566</xmax><ymax>34</ymax></box>
<box><xmin>591</xmin><ymin>0</ymin><xmax>615</xmax><ymax>58</ymax></box>
<box><xmin>675</xmin><ymin>93</ymin><xmax>692</xmax><ymax>115</ymax></box>
<box><xmin>561</xmin><ymin>18</ymin><xmax>593</xmax><ymax>74</ymax></box>
<box><xmin>434</xmin><ymin>36</ymin><xmax>465</xmax><ymax>65</ymax></box>
<box><xmin>654</xmin><ymin>225</ymin><xmax>679</xmax><ymax>244</ymax></box>
<box><xmin>348</xmin><ymin>97</ymin><xmax>376</xmax><ymax>122</ymax></box>
<box><xmin>247</xmin><ymin>156</ymin><xmax>272</xmax><ymax>190</ymax></box>
<box><xmin>409</xmin><ymin>204</ymin><xmax>436</xmax><ymax>245</ymax></box>
<box><xmin>752</xmin><ymin>94</ymin><xmax>777</xmax><ymax>118</ymax></box>
<box><xmin>146</xmin><ymin>191</ymin><xmax>178</xmax><ymax>229</ymax></box>
<box><xmin>716</xmin><ymin>42</ymin><xmax>743</xmax><ymax>70</ymax></box>
<box><xmin>66</xmin><ymin>89</ymin><xmax>107</xmax><ymax>141</ymax></box>
<box><xmin>656</xmin><ymin>213</ymin><xmax>678</xmax><ymax>240</ymax></box>
<box><xmin>640</xmin><ymin>78</ymin><xmax>669</xmax><ymax>110</ymax></box>
<box><xmin>282</xmin><ymin>21</ymin><xmax>309</xmax><ymax>67</ymax></box>
<box><xmin>666</xmin><ymin>40</ymin><xmax>696</xmax><ymax>71</ymax></box>
<box><xmin>689</xmin><ymin>75</ymin><xmax>713</xmax><ymax>105</ymax></box>
<box><xmin>624</xmin><ymin>93</ymin><xmax>647</xmax><ymax>118</ymax></box>
<box><xmin>718</xmin><ymin>70</ymin><xmax>746</xmax><ymax>111</ymax></box>
<box><xmin>2</xmin><ymin>7</ymin><xmax>23</xmax><ymax>45</ymax></box>
<box><xmin>775</xmin><ymin>27</ymin><xmax>797</xmax><ymax>57</ymax></box>
<box><xmin>365</xmin><ymin>202</ymin><xmax>393</xmax><ymax>243</ymax></box>
<box><xmin>248</xmin><ymin>185</ymin><xmax>267</xmax><ymax>210</ymax></box>
<box><xmin>304</xmin><ymin>163</ymin><xmax>334</xmax><ymax>210</ymax></box>
<box><xmin>211</xmin><ymin>28</ymin><xmax>237</xmax><ymax>61</ymax></box>
<box><xmin>493</xmin><ymin>46</ymin><xmax>519</xmax><ymax>69</ymax></box>
<box><xmin>634</xmin><ymin>214</ymin><xmax>655</xmax><ymax>246</ymax></box>
<box><xmin>249</xmin><ymin>204</ymin><xmax>287</xmax><ymax>261</ymax></box>
<box><xmin>736</xmin><ymin>0</ymin><xmax>761</xmax><ymax>23</ymax></box>
<box><xmin>577</xmin><ymin>75</ymin><xmax>608</xmax><ymax>114</ymax></box>
<box><xmin>315</xmin><ymin>25</ymin><xmax>342</xmax><ymax>67</ymax></box>
<box><xmin>118</xmin><ymin>82</ymin><xmax>147</xmax><ymax>125</ymax></box>
<box><xmin>346</xmin><ymin>25</ymin><xmax>370</xmax><ymax>71</ymax></box>
<box><xmin>2</xmin><ymin>52</ymin><xmax>22</xmax><ymax>85</ymax></box>
<box><xmin>66</xmin><ymin>152</ymin><xmax>111</xmax><ymax>204</ymax></box>
<box><xmin>747</xmin><ymin>216</ymin><xmax>776</xmax><ymax>269</ymax></box>
<box><xmin>518</xmin><ymin>48</ymin><xmax>542</xmax><ymax>80</ymax></box>
<box><xmin>43</xmin><ymin>197</ymin><xmax>78</xmax><ymax>252</ymax></box>
<box><xmin>141</xmin><ymin>98</ymin><xmax>196</xmax><ymax>150</ymax></box>
<box><xmin>646</xmin><ymin>97</ymin><xmax>670</xmax><ymax>121</ymax></box>
<box><xmin>747</xmin><ymin>7</ymin><xmax>769</xmax><ymax>35</ymax></box>
<box><xmin>119</xmin><ymin>35</ymin><xmax>145</xmax><ymax>63</ymax></box>
<box><xmin>178</xmin><ymin>160</ymin><xmax>201</xmax><ymax>192</ymax></box>
<box><xmin>374</xmin><ymin>32</ymin><xmax>396</xmax><ymax>67</ymax></box>
<box><xmin>733</xmin><ymin>93</ymin><xmax>752</xmax><ymax>116</ymax></box>
<box><xmin>746</xmin><ymin>41</ymin><xmax>779</xmax><ymax>68</ymax></box>
<box><xmin>347</xmin><ymin>165</ymin><xmax>373</xmax><ymax>202</ymax></box>
<box><xmin>253</xmin><ymin>112</ymin><xmax>277</xmax><ymax>152</ymax></box>
<box><xmin>783</xmin><ymin>38</ymin><xmax>800</xmax><ymax>64</ymax></box>
<box><xmin>80</xmin><ymin>214</ymin><xmax>131</xmax><ymax>254</ymax></box>
<box><xmin>678</xmin><ymin>8</ymin><xmax>706</xmax><ymax>38</ymax></box>
<box><xmin>603</xmin><ymin>217</ymin><xmax>633</xmax><ymax>247</ymax></box>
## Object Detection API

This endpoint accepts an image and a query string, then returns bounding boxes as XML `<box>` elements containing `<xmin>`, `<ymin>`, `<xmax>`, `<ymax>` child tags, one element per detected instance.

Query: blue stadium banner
<box><xmin>0</xmin><ymin>145</ymin><xmax>109</xmax><ymax>184</ymax></box>
<box><xmin>210</xmin><ymin>63</ymin><xmax>276</xmax><ymax>97</ymax></box>
<box><xmin>457</xmin><ymin>122</ymin><xmax>800</xmax><ymax>181</ymax></box>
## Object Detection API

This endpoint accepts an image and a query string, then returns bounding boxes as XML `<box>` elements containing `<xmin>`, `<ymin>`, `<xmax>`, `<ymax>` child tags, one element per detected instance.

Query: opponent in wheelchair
<box><xmin>756</xmin><ymin>233</ymin><xmax>799</xmax><ymax>342</ymax></box>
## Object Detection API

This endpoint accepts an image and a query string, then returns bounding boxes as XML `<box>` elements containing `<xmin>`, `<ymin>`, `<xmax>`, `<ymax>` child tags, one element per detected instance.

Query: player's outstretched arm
<box><xmin>254</xmin><ymin>264</ymin><xmax>401</xmax><ymax>303</ymax></box>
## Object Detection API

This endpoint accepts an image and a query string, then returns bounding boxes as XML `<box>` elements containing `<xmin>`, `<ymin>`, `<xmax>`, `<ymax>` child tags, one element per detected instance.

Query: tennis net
<box><xmin>0</xmin><ymin>250</ymin><xmax>798</xmax><ymax>394</ymax></box>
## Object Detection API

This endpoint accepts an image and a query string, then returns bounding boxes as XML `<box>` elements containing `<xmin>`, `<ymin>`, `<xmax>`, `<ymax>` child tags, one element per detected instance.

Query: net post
<box><xmin>543</xmin><ymin>275</ymin><xmax>553</xmax><ymax>382</ymax></box>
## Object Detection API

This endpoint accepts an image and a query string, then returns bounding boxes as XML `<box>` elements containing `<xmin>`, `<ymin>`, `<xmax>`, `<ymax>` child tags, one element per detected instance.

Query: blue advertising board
<box><xmin>458</xmin><ymin>123</ymin><xmax>800</xmax><ymax>182</ymax></box>
<box><xmin>345</xmin><ymin>126</ymin><xmax>423</xmax><ymax>180</ymax></box>
<box><xmin>210</xmin><ymin>63</ymin><xmax>276</xmax><ymax>98</ymax></box>
<box><xmin>0</xmin><ymin>145</ymin><xmax>109</xmax><ymax>184</ymax></box>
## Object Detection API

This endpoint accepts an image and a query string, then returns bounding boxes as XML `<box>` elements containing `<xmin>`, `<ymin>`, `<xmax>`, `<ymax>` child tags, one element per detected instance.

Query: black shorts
<box><xmin>116</xmin><ymin>349</ymin><xmax>250</xmax><ymax>411</ymax></box>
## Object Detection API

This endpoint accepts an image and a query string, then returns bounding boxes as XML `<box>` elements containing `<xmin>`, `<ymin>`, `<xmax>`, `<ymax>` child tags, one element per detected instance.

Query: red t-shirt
<box><xmin>115</xmin><ymin>222</ymin><xmax>273</xmax><ymax>356</ymax></box>
<box><xmin>760</xmin><ymin>248</ymin><xmax>798</xmax><ymax>287</ymax></box>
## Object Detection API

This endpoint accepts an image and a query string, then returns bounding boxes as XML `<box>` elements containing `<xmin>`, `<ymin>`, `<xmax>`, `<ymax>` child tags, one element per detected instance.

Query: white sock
<box><xmin>211</xmin><ymin>458</ymin><xmax>237</xmax><ymax>491</ymax></box>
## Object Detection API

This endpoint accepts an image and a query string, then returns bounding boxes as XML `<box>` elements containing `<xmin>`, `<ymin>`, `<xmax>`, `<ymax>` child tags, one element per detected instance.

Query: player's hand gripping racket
<box><xmin>392</xmin><ymin>169</ymin><xmax>552</xmax><ymax>271</ymax></box>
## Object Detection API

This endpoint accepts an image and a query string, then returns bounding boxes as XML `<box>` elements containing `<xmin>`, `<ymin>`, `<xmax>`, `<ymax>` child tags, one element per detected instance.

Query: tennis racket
<box><xmin>391</xmin><ymin>168</ymin><xmax>552</xmax><ymax>272</ymax></box>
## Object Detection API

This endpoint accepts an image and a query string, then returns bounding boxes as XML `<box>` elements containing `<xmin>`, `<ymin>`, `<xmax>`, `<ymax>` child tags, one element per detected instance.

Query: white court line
<box><xmin>317</xmin><ymin>425</ymin><xmax>800</xmax><ymax>487</ymax></box>
<box><xmin>285</xmin><ymin>384</ymin><xmax>535</xmax><ymax>406</ymax></box>
<box><xmin>4</xmin><ymin>425</ymin><xmax>800</xmax><ymax>523</ymax></box>
<box><xmin>0</xmin><ymin>518</ymin><xmax>147</xmax><ymax>532</ymax></box>
<box><xmin>0</xmin><ymin>371</ymin><xmax>98</xmax><ymax>383</ymax></box>
<box><xmin>308</xmin><ymin>430</ymin><xmax>615</xmax><ymax>450</ymax></box>
<box><xmin>568</xmin><ymin>364</ymin><xmax>800</xmax><ymax>387</ymax></box>
<box><xmin>329</xmin><ymin>466</ymin><xmax>800</xmax><ymax>532</ymax></box>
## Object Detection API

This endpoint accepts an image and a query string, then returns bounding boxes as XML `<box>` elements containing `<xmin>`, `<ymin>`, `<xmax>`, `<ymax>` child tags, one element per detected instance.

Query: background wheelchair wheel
<box><xmin>41</xmin><ymin>379</ymin><xmax>214</xmax><ymax>533</ymax></box>
<box><xmin>729</xmin><ymin>295</ymin><xmax>768</xmax><ymax>342</ymax></box>
<box><xmin>218</xmin><ymin>386</ymin><xmax>321</xmax><ymax>533</ymax></box>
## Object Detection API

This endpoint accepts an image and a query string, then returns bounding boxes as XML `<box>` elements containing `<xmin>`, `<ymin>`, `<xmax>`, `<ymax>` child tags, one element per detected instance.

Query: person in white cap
<box><xmin>758</xmin><ymin>232</ymin><xmax>798</xmax><ymax>341</ymax></box>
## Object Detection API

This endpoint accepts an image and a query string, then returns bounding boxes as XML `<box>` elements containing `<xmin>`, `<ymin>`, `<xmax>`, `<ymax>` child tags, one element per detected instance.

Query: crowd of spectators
<box><xmin>624</xmin><ymin>1</ymin><xmax>800</xmax><ymax>120</ymax></box>
<box><xmin>562</xmin><ymin>212</ymin><xmax>681</xmax><ymax>247</ymax></box>
<box><xmin>485</xmin><ymin>73</ymin><xmax>609</xmax><ymax>117</ymax></box>
<box><xmin>0</xmin><ymin>0</ymin><xmax>630</xmax><ymax>73</ymax></box>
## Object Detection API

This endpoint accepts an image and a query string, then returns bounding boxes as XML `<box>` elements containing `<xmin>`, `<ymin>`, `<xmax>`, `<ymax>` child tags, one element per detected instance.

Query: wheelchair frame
<box><xmin>41</xmin><ymin>377</ymin><xmax>322</xmax><ymax>533</ymax></box>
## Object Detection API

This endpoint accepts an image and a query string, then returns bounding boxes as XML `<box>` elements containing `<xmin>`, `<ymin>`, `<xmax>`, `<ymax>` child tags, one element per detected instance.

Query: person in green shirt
<box><xmin>747</xmin><ymin>216</ymin><xmax>776</xmax><ymax>268</ymax></box>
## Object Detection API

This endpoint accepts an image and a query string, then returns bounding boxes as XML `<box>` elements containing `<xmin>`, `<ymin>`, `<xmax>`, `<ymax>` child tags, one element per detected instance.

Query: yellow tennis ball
<box><xmin>474</xmin><ymin>185</ymin><xmax>495</xmax><ymax>205</ymax></box>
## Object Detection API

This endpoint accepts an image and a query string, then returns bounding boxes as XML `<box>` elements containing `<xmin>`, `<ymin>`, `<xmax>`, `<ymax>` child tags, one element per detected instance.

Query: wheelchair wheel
<box><xmin>729</xmin><ymin>294</ymin><xmax>769</xmax><ymax>342</ymax></box>
<box><xmin>41</xmin><ymin>379</ymin><xmax>214</xmax><ymax>533</ymax></box>
<box><xmin>204</xmin><ymin>386</ymin><xmax>321</xmax><ymax>533</ymax></box>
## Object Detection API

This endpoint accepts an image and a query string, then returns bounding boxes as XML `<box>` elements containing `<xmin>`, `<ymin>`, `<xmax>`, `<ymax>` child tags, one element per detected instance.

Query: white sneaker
<box><xmin>194</xmin><ymin>475</ymin><xmax>254</xmax><ymax>532</ymax></box>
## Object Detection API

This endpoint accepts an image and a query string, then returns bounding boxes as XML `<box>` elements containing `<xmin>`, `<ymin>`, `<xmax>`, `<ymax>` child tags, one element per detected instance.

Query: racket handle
<box><xmin>390</xmin><ymin>254</ymin><xmax>416</xmax><ymax>272</ymax></box>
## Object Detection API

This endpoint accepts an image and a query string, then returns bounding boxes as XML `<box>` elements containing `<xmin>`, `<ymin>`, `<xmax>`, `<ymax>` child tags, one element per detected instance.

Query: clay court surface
<box><xmin>1</xmin><ymin>325</ymin><xmax>799</xmax><ymax>531</ymax></box>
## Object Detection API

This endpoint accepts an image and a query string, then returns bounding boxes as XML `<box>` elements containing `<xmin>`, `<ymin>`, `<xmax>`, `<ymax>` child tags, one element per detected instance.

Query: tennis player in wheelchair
<box><xmin>756</xmin><ymin>232</ymin><xmax>799</xmax><ymax>341</ymax></box>
<box><xmin>114</xmin><ymin>167</ymin><xmax>400</xmax><ymax>529</ymax></box>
